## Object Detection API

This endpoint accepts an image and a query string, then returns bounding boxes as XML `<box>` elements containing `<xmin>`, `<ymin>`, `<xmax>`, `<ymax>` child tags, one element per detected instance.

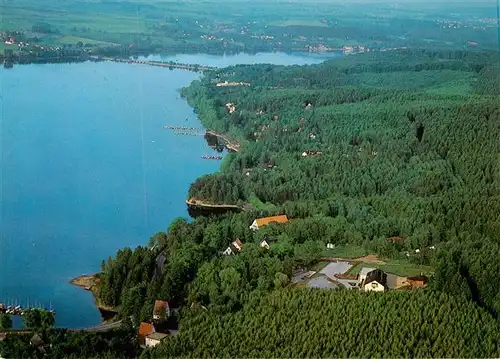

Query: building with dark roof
<box><xmin>363</xmin><ymin>269</ymin><xmax>388</xmax><ymax>292</ymax></box>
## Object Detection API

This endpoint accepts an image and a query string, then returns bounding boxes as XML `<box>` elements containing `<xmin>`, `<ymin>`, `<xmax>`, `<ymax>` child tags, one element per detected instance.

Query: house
<box><xmin>363</xmin><ymin>269</ymin><xmax>388</xmax><ymax>292</ymax></box>
<box><xmin>30</xmin><ymin>334</ymin><xmax>47</xmax><ymax>354</ymax></box>
<box><xmin>408</xmin><ymin>275</ymin><xmax>428</xmax><ymax>287</ymax></box>
<box><xmin>260</xmin><ymin>237</ymin><xmax>276</xmax><ymax>250</ymax></box>
<box><xmin>249</xmin><ymin>215</ymin><xmax>288</xmax><ymax>231</ymax></box>
<box><xmin>326</xmin><ymin>243</ymin><xmax>335</xmax><ymax>249</ymax></box>
<box><xmin>223</xmin><ymin>239</ymin><xmax>244</xmax><ymax>255</ymax></box>
<box><xmin>153</xmin><ymin>300</ymin><xmax>170</xmax><ymax>320</ymax></box>
<box><xmin>30</xmin><ymin>334</ymin><xmax>44</xmax><ymax>347</ymax></box>
<box><xmin>358</xmin><ymin>267</ymin><xmax>376</xmax><ymax>285</ymax></box>
<box><xmin>232</xmin><ymin>239</ymin><xmax>243</xmax><ymax>251</ymax></box>
<box><xmin>138</xmin><ymin>322</ymin><xmax>155</xmax><ymax>347</ymax></box>
<box><xmin>145</xmin><ymin>332</ymin><xmax>169</xmax><ymax>348</ymax></box>
<box><xmin>222</xmin><ymin>246</ymin><xmax>236</xmax><ymax>255</ymax></box>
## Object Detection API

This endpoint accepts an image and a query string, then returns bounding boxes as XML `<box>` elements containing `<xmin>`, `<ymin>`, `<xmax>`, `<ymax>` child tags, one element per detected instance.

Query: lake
<box><xmin>0</xmin><ymin>51</ymin><xmax>341</xmax><ymax>328</ymax></box>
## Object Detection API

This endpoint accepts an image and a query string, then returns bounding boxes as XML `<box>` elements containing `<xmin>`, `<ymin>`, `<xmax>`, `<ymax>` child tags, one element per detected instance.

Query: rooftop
<box><xmin>255</xmin><ymin>215</ymin><xmax>288</xmax><ymax>227</ymax></box>
<box><xmin>139</xmin><ymin>322</ymin><xmax>155</xmax><ymax>337</ymax></box>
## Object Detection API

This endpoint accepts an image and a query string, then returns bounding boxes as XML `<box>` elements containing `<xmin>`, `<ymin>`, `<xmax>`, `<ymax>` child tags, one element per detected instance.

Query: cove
<box><xmin>0</xmin><ymin>51</ymin><xmax>342</xmax><ymax>329</ymax></box>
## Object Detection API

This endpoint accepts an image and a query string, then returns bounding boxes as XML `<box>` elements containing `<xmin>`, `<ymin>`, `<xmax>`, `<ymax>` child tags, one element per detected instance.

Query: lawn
<box><xmin>309</xmin><ymin>261</ymin><xmax>329</xmax><ymax>272</ymax></box>
<box><xmin>248</xmin><ymin>193</ymin><xmax>278</xmax><ymax>212</ymax></box>
<box><xmin>348</xmin><ymin>259</ymin><xmax>432</xmax><ymax>277</ymax></box>
<box><xmin>56</xmin><ymin>36</ymin><xmax>119</xmax><ymax>46</ymax></box>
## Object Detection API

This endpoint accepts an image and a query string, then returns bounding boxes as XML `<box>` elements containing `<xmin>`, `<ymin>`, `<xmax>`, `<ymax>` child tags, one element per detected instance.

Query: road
<box><xmin>72</xmin><ymin>319</ymin><xmax>124</xmax><ymax>332</ymax></box>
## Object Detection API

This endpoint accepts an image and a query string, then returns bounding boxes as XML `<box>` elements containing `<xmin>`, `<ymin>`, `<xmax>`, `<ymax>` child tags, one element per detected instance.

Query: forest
<box><xmin>84</xmin><ymin>49</ymin><xmax>500</xmax><ymax>358</ymax></box>
<box><xmin>0</xmin><ymin>328</ymin><xmax>137</xmax><ymax>358</ymax></box>
<box><xmin>147</xmin><ymin>289</ymin><xmax>500</xmax><ymax>358</ymax></box>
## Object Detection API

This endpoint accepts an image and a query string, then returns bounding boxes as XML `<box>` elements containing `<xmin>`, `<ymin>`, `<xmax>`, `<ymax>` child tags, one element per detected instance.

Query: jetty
<box><xmin>92</xmin><ymin>56</ymin><xmax>216</xmax><ymax>72</ymax></box>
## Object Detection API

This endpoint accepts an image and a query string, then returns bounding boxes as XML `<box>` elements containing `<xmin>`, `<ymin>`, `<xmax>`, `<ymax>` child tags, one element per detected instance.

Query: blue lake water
<box><xmin>0</xmin><ymin>51</ymin><xmax>340</xmax><ymax>328</ymax></box>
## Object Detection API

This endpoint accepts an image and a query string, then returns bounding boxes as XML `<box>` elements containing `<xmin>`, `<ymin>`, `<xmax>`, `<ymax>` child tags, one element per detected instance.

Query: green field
<box><xmin>56</xmin><ymin>36</ymin><xmax>119</xmax><ymax>46</ymax></box>
<box><xmin>1</xmin><ymin>0</ymin><xmax>497</xmax><ymax>54</ymax></box>
<box><xmin>348</xmin><ymin>259</ymin><xmax>432</xmax><ymax>277</ymax></box>
<box><xmin>248</xmin><ymin>193</ymin><xmax>278</xmax><ymax>212</ymax></box>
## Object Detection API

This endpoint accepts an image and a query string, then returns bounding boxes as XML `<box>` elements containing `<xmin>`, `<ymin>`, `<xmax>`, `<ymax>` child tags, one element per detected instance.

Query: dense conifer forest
<box><xmin>83</xmin><ymin>49</ymin><xmax>500</xmax><ymax>357</ymax></box>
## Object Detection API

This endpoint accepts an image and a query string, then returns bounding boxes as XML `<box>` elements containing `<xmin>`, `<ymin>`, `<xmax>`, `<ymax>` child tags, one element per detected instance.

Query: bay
<box><xmin>0</xmin><ymin>51</ymin><xmax>339</xmax><ymax>329</ymax></box>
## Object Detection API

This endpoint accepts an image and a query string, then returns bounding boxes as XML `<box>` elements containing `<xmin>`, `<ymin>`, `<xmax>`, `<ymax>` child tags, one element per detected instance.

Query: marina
<box><xmin>173</xmin><ymin>132</ymin><xmax>205</xmax><ymax>136</ymax></box>
<box><xmin>201</xmin><ymin>155</ymin><xmax>223</xmax><ymax>160</ymax></box>
<box><xmin>0</xmin><ymin>301</ymin><xmax>56</xmax><ymax>316</ymax></box>
<box><xmin>163</xmin><ymin>125</ymin><xmax>204</xmax><ymax>131</ymax></box>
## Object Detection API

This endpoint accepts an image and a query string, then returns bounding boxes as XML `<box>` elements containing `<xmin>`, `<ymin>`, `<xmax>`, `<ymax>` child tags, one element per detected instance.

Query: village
<box><xmin>222</xmin><ymin>214</ymin><xmax>429</xmax><ymax>292</ymax></box>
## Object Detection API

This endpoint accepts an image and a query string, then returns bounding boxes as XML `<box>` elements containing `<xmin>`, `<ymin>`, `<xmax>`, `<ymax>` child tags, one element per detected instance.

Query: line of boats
<box><xmin>201</xmin><ymin>155</ymin><xmax>223</xmax><ymax>160</ymax></box>
<box><xmin>0</xmin><ymin>303</ymin><xmax>56</xmax><ymax>316</ymax></box>
<box><xmin>173</xmin><ymin>132</ymin><xmax>205</xmax><ymax>136</ymax></box>
<box><xmin>164</xmin><ymin>125</ymin><xmax>204</xmax><ymax>131</ymax></box>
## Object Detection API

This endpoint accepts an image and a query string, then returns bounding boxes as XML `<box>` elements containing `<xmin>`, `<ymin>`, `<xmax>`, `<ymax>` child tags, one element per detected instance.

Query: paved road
<box><xmin>73</xmin><ymin>319</ymin><xmax>123</xmax><ymax>332</ymax></box>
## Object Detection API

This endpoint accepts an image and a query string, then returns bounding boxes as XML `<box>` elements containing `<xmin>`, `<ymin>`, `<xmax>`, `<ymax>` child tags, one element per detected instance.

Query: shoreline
<box><xmin>70</xmin><ymin>274</ymin><xmax>118</xmax><ymax>320</ymax></box>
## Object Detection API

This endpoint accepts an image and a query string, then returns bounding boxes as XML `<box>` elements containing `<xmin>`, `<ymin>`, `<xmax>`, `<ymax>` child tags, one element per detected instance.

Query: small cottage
<box><xmin>145</xmin><ymin>332</ymin><xmax>169</xmax><ymax>348</ymax></box>
<box><xmin>363</xmin><ymin>269</ymin><xmax>388</xmax><ymax>292</ymax></box>
<box><xmin>260</xmin><ymin>237</ymin><xmax>276</xmax><ymax>250</ymax></box>
<box><xmin>358</xmin><ymin>267</ymin><xmax>376</xmax><ymax>285</ymax></box>
<box><xmin>223</xmin><ymin>239</ymin><xmax>244</xmax><ymax>255</ymax></box>
<box><xmin>138</xmin><ymin>322</ymin><xmax>155</xmax><ymax>347</ymax></box>
<box><xmin>249</xmin><ymin>215</ymin><xmax>288</xmax><ymax>231</ymax></box>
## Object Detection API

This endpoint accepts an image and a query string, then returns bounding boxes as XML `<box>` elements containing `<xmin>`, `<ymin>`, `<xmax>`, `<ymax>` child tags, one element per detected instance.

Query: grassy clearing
<box><xmin>248</xmin><ymin>193</ymin><xmax>278</xmax><ymax>212</ymax></box>
<box><xmin>310</xmin><ymin>261</ymin><xmax>329</xmax><ymax>272</ymax></box>
<box><xmin>348</xmin><ymin>259</ymin><xmax>432</xmax><ymax>277</ymax></box>
<box><xmin>56</xmin><ymin>36</ymin><xmax>118</xmax><ymax>46</ymax></box>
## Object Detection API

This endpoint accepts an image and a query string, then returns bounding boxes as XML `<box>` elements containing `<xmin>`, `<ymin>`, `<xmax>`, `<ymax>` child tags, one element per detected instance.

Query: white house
<box><xmin>326</xmin><ymin>243</ymin><xmax>335</xmax><ymax>249</ymax></box>
<box><xmin>358</xmin><ymin>267</ymin><xmax>376</xmax><ymax>285</ymax></box>
<box><xmin>260</xmin><ymin>240</ymin><xmax>271</xmax><ymax>250</ymax></box>
<box><xmin>145</xmin><ymin>332</ymin><xmax>168</xmax><ymax>348</ymax></box>
<box><xmin>223</xmin><ymin>239</ymin><xmax>244</xmax><ymax>255</ymax></box>
<box><xmin>363</xmin><ymin>269</ymin><xmax>388</xmax><ymax>292</ymax></box>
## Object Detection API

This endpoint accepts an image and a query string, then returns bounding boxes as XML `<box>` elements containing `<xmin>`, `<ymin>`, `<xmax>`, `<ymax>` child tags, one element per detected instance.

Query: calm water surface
<box><xmin>0</xmin><ymin>52</ymin><xmax>339</xmax><ymax>328</ymax></box>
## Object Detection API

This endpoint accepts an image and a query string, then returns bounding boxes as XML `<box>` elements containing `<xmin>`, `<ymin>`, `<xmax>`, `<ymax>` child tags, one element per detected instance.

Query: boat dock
<box><xmin>0</xmin><ymin>301</ymin><xmax>56</xmax><ymax>316</ymax></box>
<box><xmin>164</xmin><ymin>125</ymin><xmax>204</xmax><ymax>131</ymax></box>
<box><xmin>201</xmin><ymin>155</ymin><xmax>223</xmax><ymax>160</ymax></box>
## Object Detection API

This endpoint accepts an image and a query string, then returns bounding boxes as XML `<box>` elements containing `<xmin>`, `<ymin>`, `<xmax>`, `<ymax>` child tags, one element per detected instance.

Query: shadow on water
<box><xmin>187</xmin><ymin>205</ymin><xmax>241</xmax><ymax>218</ymax></box>
<box><xmin>459</xmin><ymin>264</ymin><xmax>498</xmax><ymax>319</ymax></box>
<box><xmin>204</xmin><ymin>132</ymin><xmax>225</xmax><ymax>152</ymax></box>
